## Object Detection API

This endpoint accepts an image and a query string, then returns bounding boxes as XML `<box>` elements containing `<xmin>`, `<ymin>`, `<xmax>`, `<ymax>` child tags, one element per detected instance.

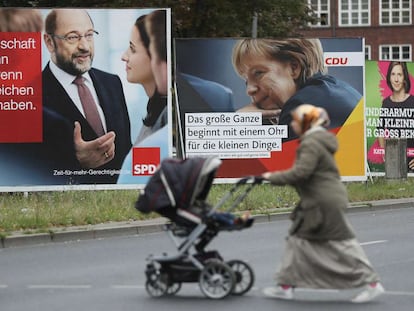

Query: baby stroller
<box><xmin>135</xmin><ymin>157</ymin><xmax>263</xmax><ymax>299</ymax></box>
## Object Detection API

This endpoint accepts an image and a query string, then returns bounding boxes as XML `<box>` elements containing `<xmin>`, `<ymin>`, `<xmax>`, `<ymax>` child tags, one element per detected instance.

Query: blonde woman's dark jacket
<box><xmin>267</xmin><ymin>127</ymin><xmax>355</xmax><ymax>241</ymax></box>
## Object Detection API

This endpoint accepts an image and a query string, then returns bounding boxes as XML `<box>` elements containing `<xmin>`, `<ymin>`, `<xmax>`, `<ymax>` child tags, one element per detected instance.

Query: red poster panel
<box><xmin>132</xmin><ymin>147</ymin><xmax>161</xmax><ymax>176</ymax></box>
<box><xmin>0</xmin><ymin>32</ymin><xmax>42</xmax><ymax>142</ymax></box>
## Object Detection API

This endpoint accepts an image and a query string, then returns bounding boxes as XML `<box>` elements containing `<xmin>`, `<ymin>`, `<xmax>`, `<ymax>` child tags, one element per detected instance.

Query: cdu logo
<box><xmin>132</xmin><ymin>147</ymin><xmax>160</xmax><ymax>176</ymax></box>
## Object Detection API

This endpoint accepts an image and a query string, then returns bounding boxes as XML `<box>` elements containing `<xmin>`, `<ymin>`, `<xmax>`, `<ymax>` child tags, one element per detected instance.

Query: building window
<box><xmin>339</xmin><ymin>0</ymin><xmax>370</xmax><ymax>26</ymax></box>
<box><xmin>309</xmin><ymin>0</ymin><xmax>330</xmax><ymax>26</ymax></box>
<box><xmin>380</xmin><ymin>44</ymin><xmax>412</xmax><ymax>61</ymax></box>
<box><xmin>365</xmin><ymin>45</ymin><xmax>371</xmax><ymax>60</ymax></box>
<box><xmin>380</xmin><ymin>0</ymin><xmax>411</xmax><ymax>25</ymax></box>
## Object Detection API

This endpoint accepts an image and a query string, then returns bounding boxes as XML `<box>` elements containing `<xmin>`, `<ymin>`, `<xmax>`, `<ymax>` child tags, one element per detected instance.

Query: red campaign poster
<box><xmin>0</xmin><ymin>32</ymin><xmax>42</xmax><ymax>142</ymax></box>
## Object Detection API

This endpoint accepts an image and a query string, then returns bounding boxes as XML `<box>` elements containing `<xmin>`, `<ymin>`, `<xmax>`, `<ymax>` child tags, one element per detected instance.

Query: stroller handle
<box><xmin>211</xmin><ymin>175</ymin><xmax>265</xmax><ymax>214</ymax></box>
<box><xmin>236</xmin><ymin>175</ymin><xmax>265</xmax><ymax>185</ymax></box>
<box><xmin>215</xmin><ymin>175</ymin><xmax>264</xmax><ymax>213</ymax></box>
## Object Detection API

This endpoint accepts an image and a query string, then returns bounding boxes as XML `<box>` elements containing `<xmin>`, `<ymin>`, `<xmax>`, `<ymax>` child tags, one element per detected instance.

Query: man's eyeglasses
<box><xmin>48</xmin><ymin>30</ymin><xmax>99</xmax><ymax>44</ymax></box>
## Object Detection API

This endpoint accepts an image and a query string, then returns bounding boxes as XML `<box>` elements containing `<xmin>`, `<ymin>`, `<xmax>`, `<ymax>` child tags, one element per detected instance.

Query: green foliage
<box><xmin>346</xmin><ymin>177</ymin><xmax>414</xmax><ymax>201</ymax></box>
<box><xmin>256</xmin><ymin>0</ymin><xmax>316</xmax><ymax>38</ymax></box>
<box><xmin>2</xmin><ymin>178</ymin><xmax>414</xmax><ymax>235</ymax></box>
<box><xmin>2</xmin><ymin>0</ymin><xmax>315</xmax><ymax>38</ymax></box>
<box><xmin>0</xmin><ymin>190</ymin><xmax>149</xmax><ymax>233</ymax></box>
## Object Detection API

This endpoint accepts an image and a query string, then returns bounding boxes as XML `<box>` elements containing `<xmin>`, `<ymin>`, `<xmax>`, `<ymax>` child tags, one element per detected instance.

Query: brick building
<box><xmin>299</xmin><ymin>0</ymin><xmax>414</xmax><ymax>61</ymax></box>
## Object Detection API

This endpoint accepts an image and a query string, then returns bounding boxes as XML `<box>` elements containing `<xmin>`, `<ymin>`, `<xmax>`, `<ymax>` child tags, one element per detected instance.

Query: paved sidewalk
<box><xmin>2</xmin><ymin>198</ymin><xmax>413</xmax><ymax>248</ymax></box>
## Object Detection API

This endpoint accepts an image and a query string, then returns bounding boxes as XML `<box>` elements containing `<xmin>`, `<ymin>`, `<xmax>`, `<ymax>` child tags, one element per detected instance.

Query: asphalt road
<box><xmin>1</xmin><ymin>206</ymin><xmax>413</xmax><ymax>311</ymax></box>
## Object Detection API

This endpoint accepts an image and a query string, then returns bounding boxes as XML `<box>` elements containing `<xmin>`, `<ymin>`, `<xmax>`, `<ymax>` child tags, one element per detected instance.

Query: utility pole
<box><xmin>252</xmin><ymin>12</ymin><xmax>257</xmax><ymax>38</ymax></box>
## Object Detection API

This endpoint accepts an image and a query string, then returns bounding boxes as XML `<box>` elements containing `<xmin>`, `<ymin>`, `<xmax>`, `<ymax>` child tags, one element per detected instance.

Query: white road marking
<box><xmin>111</xmin><ymin>285</ymin><xmax>144</xmax><ymax>289</ymax></box>
<box><xmin>28</xmin><ymin>285</ymin><xmax>92</xmax><ymax>289</ymax></box>
<box><xmin>360</xmin><ymin>240</ymin><xmax>388</xmax><ymax>246</ymax></box>
<box><xmin>0</xmin><ymin>284</ymin><xmax>409</xmax><ymax>298</ymax></box>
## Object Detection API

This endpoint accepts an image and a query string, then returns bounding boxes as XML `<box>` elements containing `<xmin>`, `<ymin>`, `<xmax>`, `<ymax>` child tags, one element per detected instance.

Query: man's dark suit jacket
<box><xmin>40</xmin><ymin>63</ymin><xmax>132</xmax><ymax>184</ymax></box>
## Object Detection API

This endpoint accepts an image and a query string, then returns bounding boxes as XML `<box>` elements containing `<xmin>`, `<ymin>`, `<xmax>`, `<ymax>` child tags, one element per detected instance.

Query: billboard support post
<box><xmin>385</xmin><ymin>139</ymin><xmax>407</xmax><ymax>180</ymax></box>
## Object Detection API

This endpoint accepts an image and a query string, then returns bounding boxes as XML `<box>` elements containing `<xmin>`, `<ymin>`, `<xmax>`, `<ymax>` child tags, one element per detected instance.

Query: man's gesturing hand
<box><xmin>73</xmin><ymin>121</ymin><xmax>116</xmax><ymax>168</ymax></box>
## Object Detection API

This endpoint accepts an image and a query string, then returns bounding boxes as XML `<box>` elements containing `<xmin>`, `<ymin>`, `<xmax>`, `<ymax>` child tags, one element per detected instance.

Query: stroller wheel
<box><xmin>227</xmin><ymin>260</ymin><xmax>255</xmax><ymax>295</ymax></box>
<box><xmin>166</xmin><ymin>282</ymin><xmax>182</xmax><ymax>295</ymax></box>
<box><xmin>145</xmin><ymin>279</ymin><xmax>167</xmax><ymax>297</ymax></box>
<box><xmin>199</xmin><ymin>259</ymin><xmax>235</xmax><ymax>299</ymax></box>
<box><xmin>145</xmin><ymin>270</ymin><xmax>169</xmax><ymax>298</ymax></box>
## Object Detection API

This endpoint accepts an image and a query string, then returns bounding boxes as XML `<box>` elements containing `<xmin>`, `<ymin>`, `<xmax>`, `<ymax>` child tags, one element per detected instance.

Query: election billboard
<box><xmin>174</xmin><ymin>38</ymin><xmax>366</xmax><ymax>181</ymax></box>
<box><xmin>366</xmin><ymin>60</ymin><xmax>414</xmax><ymax>175</ymax></box>
<box><xmin>0</xmin><ymin>8</ymin><xmax>172</xmax><ymax>191</ymax></box>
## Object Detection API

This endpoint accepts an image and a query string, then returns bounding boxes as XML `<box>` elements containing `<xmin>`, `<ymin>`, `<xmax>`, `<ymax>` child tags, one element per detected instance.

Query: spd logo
<box><xmin>132</xmin><ymin>147</ymin><xmax>160</xmax><ymax>176</ymax></box>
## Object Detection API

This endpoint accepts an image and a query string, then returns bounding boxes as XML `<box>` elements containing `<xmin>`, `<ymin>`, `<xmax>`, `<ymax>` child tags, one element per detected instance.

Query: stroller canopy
<box><xmin>135</xmin><ymin>157</ymin><xmax>222</xmax><ymax>218</ymax></box>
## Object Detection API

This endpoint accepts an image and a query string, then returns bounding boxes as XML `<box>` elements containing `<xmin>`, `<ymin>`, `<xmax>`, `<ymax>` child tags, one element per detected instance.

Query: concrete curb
<box><xmin>1</xmin><ymin>218</ymin><xmax>169</xmax><ymax>248</ymax></box>
<box><xmin>2</xmin><ymin>199</ymin><xmax>413</xmax><ymax>248</ymax></box>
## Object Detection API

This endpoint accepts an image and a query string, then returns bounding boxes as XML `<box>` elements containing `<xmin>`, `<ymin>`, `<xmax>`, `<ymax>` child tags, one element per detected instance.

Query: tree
<box><xmin>2</xmin><ymin>0</ymin><xmax>316</xmax><ymax>38</ymax></box>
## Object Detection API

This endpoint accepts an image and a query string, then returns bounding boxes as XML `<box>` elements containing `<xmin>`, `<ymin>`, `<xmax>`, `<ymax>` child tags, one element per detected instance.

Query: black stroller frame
<box><xmin>135</xmin><ymin>157</ymin><xmax>263</xmax><ymax>299</ymax></box>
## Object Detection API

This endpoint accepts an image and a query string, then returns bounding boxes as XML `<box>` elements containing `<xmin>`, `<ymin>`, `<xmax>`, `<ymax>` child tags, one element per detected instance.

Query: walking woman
<box><xmin>262</xmin><ymin>104</ymin><xmax>384</xmax><ymax>303</ymax></box>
